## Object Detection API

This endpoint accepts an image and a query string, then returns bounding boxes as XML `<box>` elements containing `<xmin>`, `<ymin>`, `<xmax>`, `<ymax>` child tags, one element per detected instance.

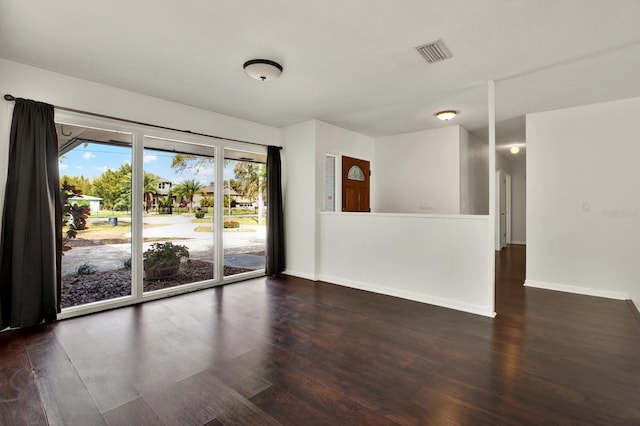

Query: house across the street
<box><xmin>67</xmin><ymin>195</ymin><xmax>102</xmax><ymax>214</ymax></box>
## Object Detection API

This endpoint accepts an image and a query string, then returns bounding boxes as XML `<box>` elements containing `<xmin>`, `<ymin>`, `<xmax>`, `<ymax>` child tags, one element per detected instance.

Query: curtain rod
<box><xmin>3</xmin><ymin>94</ymin><xmax>281</xmax><ymax>150</ymax></box>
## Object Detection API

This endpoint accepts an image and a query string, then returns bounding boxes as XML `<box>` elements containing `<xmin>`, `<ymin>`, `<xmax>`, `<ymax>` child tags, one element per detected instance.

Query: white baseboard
<box><xmin>317</xmin><ymin>274</ymin><xmax>495</xmax><ymax>318</ymax></box>
<box><xmin>524</xmin><ymin>279</ymin><xmax>629</xmax><ymax>300</ymax></box>
<box><xmin>510</xmin><ymin>240</ymin><xmax>526</xmax><ymax>245</ymax></box>
<box><xmin>283</xmin><ymin>269</ymin><xmax>317</xmax><ymax>281</ymax></box>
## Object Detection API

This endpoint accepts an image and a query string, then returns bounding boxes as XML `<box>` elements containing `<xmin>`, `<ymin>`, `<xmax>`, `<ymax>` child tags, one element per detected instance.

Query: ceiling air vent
<box><xmin>415</xmin><ymin>40</ymin><xmax>451</xmax><ymax>64</ymax></box>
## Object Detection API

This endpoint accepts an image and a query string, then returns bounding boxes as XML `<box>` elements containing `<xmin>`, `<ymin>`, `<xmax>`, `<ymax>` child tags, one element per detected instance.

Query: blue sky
<box><xmin>59</xmin><ymin>143</ymin><xmax>235</xmax><ymax>186</ymax></box>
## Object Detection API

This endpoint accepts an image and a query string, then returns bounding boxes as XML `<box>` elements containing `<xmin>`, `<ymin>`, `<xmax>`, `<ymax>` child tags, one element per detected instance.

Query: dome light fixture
<box><xmin>510</xmin><ymin>146</ymin><xmax>520</xmax><ymax>154</ymax></box>
<box><xmin>436</xmin><ymin>110</ymin><xmax>457</xmax><ymax>121</ymax></box>
<box><xmin>243</xmin><ymin>59</ymin><xmax>283</xmax><ymax>81</ymax></box>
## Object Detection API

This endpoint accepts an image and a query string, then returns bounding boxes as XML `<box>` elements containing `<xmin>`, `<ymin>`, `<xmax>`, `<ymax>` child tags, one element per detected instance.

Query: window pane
<box><xmin>325</xmin><ymin>155</ymin><xmax>336</xmax><ymax>211</ymax></box>
<box><xmin>143</xmin><ymin>137</ymin><xmax>215</xmax><ymax>292</ymax></box>
<box><xmin>58</xmin><ymin>124</ymin><xmax>132</xmax><ymax>308</ymax></box>
<box><xmin>223</xmin><ymin>150</ymin><xmax>266</xmax><ymax>277</ymax></box>
<box><xmin>347</xmin><ymin>165</ymin><xmax>365</xmax><ymax>181</ymax></box>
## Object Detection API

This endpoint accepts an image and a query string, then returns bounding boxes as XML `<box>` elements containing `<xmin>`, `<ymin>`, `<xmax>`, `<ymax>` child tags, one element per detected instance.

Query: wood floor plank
<box><xmin>256</xmin><ymin>347</ymin><xmax>400</xmax><ymax>425</ymax></box>
<box><xmin>110</xmin><ymin>348</ymin><xmax>180</xmax><ymax>396</ymax></box>
<box><xmin>72</xmin><ymin>354</ymin><xmax>141</xmax><ymax>413</ymax></box>
<box><xmin>212</xmin><ymin>361</ymin><xmax>272</xmax><ymax>400</ymax></box>
<box><xmin>23</xmin><ymin>327</ymin><xmax>74</xmax><ymax>376</ymax></box>
<box><xmin>0</xmin><ymin>332</ymin><xmax>48</xmax><ymax>426</ymax></box>
<box><xmin>143</xmin><ymin>369</ymin><xmax>280</xmax><ymax>426</ymax></box>
<box><xmin>32</xmin><ymin>363</ymin><xmax>106</xmax><ymax>425</ymax></box>
<box><xmin>250</xmin><ymin>385</ymin><xmax>343</xmax><ymax>426</ymax></box>
<box><xmin>102</xmin><ymin>397</ymin><xmax>164</xmax><ymax>426</ymax></box>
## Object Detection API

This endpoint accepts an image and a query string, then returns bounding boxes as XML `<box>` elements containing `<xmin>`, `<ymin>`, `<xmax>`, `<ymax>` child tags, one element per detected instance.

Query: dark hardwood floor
<box><xmin>2</xmin><ymin>245</ymin><xmax>640</xmax><ymax>425</ymax></box>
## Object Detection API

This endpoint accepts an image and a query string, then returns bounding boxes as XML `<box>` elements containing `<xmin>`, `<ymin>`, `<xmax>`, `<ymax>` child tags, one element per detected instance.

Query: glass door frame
<box><xmin>56</xmin><ymin>111</ymin><xmax>267</xmax><ymax>320</ymax></box>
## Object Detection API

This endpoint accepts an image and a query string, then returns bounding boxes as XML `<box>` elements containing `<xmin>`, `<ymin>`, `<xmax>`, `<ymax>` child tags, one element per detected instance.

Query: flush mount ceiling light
<box><xmin>243</xmin><ymin>59</ymin><xmax>283</xmax><ymax>81</ymax></box>
<box><xmin>436</xmin><ymin>110</ymin><xmax>457</xmax><ymax>121</ymax></box>
<box><xmin>510</xmin><ymin>146</ymin><xmax>520</xmax><ymax>154</ymax></box>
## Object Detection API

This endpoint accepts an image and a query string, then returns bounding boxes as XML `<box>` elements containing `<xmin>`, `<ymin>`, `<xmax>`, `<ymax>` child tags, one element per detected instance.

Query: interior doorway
<box><xmin>495</xmin><ymin>170</ymin><xmax>511</xmax><ymax>250</ymax></box>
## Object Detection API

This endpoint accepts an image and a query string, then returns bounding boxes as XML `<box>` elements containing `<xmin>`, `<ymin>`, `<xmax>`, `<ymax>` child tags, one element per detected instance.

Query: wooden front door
<box><xmin>342</xmin><ymin>156</ymin><xmax>370</xmax><ymax>212</ymax></box>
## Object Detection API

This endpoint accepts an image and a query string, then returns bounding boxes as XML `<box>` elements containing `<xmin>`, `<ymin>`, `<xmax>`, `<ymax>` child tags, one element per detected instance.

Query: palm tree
<box><xmin>232</xmin><ymin>162</ymin><xmax>266</xmax><ymax>222</ymax></box>
<box><xmin>172</xmin><ymin>179</ymin><xmax>204</xmax><ymax>213</ymax></box>
<box><xmin>143</xmin><ymin>173</ymin><xmax>161</xmax><ymax>212</ymax></box>
<box><xmin>233</xmin><ymin>163</ymin><xmax>266</xmax><ymax>202</ymax></box>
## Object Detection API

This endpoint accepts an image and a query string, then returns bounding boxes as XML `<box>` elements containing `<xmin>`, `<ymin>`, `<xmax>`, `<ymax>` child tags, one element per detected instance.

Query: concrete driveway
<box><xmin>62</xmin><ymin>214</ymin><xmax>266</xmax><ymax>275</ymax></box>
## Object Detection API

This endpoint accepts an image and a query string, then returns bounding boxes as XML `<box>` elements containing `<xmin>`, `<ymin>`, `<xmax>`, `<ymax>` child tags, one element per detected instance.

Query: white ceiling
<box><xmin>2</xmin><ymin>0</ymin><xmax>640</xmax><ymax>158</ymax></box>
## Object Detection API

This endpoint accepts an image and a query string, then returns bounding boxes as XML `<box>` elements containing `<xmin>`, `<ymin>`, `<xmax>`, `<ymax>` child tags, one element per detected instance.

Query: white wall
<box><xmin>0</xmin><ymin>58</ymin><xmax>279</xmax><ymax>230</ymax></box>
<box><xmin>495</xmin><ymin>152</ymin><xmax>511</xmax><ymax>175</ymax></box>
<box><xmin>281</xmin><ymin>120</ymin><xmax>318</xmax><ymax>280</ymax></box>
<box><xmin>373</xmin><ymin>126</ymin><xmax>461</xmax><ymax>214</ymax></box>
<box><xmin>315</xmin><ymin>121</ymin><xmax>374</xmax><ymax>212</ymax></box>
<box><xmin>281</xmin><ymin>119</ymin><xmax>375</xmax><ymax>280</ymax></box>
<box><xmin>526</xmin><ymin>97</ymin><xmax>640</xmax><ymax>307</ymax></box>
<box><xmin>317</xmin><ymin>213</ymin><xmax>494</xmax><ymax>317</ymax></box>
<box><xmin>460</xmin><ymin>128</ymin><xmax>489</xmax><ymax>214</ymax></box>
<box><xmin>284</xmin><ymin>120</ymin><xmax>496</xmax><ymax>317</ymax></box>
<box><xmin>510</xmin><ymin>158</ymin><xmax>526</xmax><ymax>244</ymax></box>
<box><xmin>0</xmin><ymin>60</ymin><xmax>279</xmax><ymax>146</ymax></box>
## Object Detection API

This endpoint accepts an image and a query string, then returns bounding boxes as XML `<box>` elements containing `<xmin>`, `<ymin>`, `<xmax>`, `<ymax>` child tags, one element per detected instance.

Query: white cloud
<box><xmin>96</xmin><ymin>166</ymin><xmax>110</xmax><ymax>173</ymax></box>
<box><xmin>193</xmin><ymin>167</ymin><xmax>215</xmax><ymax>185</ymax></box>
<box><xmin>83</xmin><ymin>152</ymin><xmax>96</xmax><ymax>160</ymax></box>
<box><xmin>59</xmin><ymin>163</ymin><xmax>69</xmax><ymax>171</ymax></box>
<box><xmin>143</xmin><ymin>154</ymin><xmax>157</xmax><ymax>163</ymax></box>
<box><xmin>76</xmin><ymin>165</ymin><xmax>84</xmax><ymax>170</ymax></box>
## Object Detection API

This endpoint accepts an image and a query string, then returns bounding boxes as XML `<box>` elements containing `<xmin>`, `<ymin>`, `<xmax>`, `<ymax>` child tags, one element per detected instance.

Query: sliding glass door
<box><xmin>55</xmin><ymin>113</ymin><xmax>268</xmax><ymax>317</ymax></box>
<box><xmin>223</xmin><ymin>149</ymin><xmax>266</xmax><ymax>277</ymax></box>
<box><xmin>142</xmin><ymin>137</ymin><xmax>216</xmax><ymax>293</ymax></box>
<box><xmin>57</xmin><ymin>124</ymin><xmax>133</xmax><ymax>308</ymax></box>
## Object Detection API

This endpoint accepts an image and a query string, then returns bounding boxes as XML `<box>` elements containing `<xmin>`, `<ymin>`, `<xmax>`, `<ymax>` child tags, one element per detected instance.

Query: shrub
<box><xmin>199</xmin><ymin>197</ymin><xmax>214</xmax><ymax>207</ymax></box>
<box><xmin>77</xmin><ymin>263</ymin><xmax>97</xmax><ymax>275</ymax></box>
<box><xmin>223</xmin><ymin>220</ymin><xmax>240</xmax><ymax>229</ymax></box>
<box><xmin>61</xmin><ymin>181</ymin><xmax>90</xmax><ymax>252</ymax></box>
<box><xmin>194</xmin><ymin>211</ymin><xmax>205</xmax><ymax>219</ymax></box>
<box><xmin>143</xmin><ymin>242</ymin><xmax>189</xmax><ymax>269</ymax></box>
<box><xmin>123</xmin><ymin>257</ymin><xmax>132</xmax><ymax>269</ymax></box>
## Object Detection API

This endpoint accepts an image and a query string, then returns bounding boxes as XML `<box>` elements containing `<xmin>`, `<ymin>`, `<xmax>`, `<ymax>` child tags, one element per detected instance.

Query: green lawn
<box><xmin>231</xmin><ymin>208</ymin><xmax>258</xmax><ymax>215</ymax></box>
<box><xmin>75</xmin><ymin>221</ymin><xmax>130</xmax><ymax>238</ymax></box>
<box><xmin>89</xmin><ymin>210</ymin><xmax>131</xmax><ymax>218</ymax></box>
<box><xmin>226</xmin><ymin>217</ymin><xmax>264</xmax><ymax>225</ymax></box>
<box><xmin>90</xmin><ymin>208</ymin><xmax>195</xmax><ymax>218</ymax></box>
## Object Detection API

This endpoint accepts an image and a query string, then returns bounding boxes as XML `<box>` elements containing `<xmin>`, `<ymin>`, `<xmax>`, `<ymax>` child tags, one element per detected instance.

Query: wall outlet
<box><xmin>582</xmin><ymin>202</ymin><xmax>590</xmax><ymax>212</ymax></box>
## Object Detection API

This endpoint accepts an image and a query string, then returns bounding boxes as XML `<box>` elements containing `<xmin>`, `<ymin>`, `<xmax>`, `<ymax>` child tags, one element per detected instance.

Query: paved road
<box><xmin>63</xmin><ymin>215</ymin><xmax>266</xmax><ymax>276</ymax></box>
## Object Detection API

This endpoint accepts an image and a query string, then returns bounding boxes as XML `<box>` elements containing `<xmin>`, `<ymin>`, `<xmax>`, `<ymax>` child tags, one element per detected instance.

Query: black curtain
<box><xmin>265</xmin><ymin>145</ymin><xmax>285</xmax><ymax>275</ymax></box>
<box><xmin>0</xmin><ymin>98</ymin><xmax>61</xmax><ymax>329</ymax></box>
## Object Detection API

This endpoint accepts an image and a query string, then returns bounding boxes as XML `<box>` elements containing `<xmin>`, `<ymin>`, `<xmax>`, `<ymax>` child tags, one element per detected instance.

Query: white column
<box><xmin>215</xmin><ymin>146</ymin><xmax>224</xmax><ymax>280</ymax></box>
<box><xmin>488</xmin><ymin>80</ymin><xmax>496</xmax><ymax>316</ymax></box>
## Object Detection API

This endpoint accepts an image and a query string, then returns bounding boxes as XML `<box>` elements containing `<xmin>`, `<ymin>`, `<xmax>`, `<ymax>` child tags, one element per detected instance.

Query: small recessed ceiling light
<box><xmin>243</xmin><ymin>59</ymin><xmax>283</xmax><ymax>81</ymax></box>
<box><xmin>436</xmin><ymin>110</ymin><xmax>457</xmax><ymax>121</ymax></box>
<box><xmin>510</xmin><ymin>146</ymin><xmax>520</xmax><ymax>154</ymax></box>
